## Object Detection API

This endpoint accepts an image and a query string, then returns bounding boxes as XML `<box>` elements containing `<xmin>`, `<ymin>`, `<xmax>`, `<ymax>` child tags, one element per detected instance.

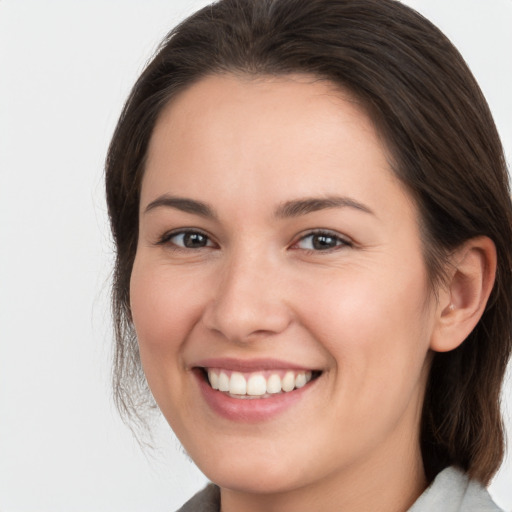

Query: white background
<box><xmin>0</xmin><ymin>1</ymin><xmax>511</xmax><ymax>511</ymax></box>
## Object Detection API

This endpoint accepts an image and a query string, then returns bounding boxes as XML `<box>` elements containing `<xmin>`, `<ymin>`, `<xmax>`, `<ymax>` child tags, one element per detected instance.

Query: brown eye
<box><xmin>164</xmin><ymin>231</ymin><xmax>214</xmax><ymax>249</ymax></box>
<box><xmin>295</xmin><ymin>232</ymin><xmax>350</xmax><ymax>251</ymax></box>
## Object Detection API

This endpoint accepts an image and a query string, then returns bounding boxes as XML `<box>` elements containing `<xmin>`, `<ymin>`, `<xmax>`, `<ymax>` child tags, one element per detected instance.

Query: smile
<box><xmin>206</xmin><ymin>368</ymin><xmax>315</xmax><ymax>398</ymax></box>
<box><xmin>194</xmin><ymin>361</ymin><xmax>322</xmax><ymax>421</ymax></box>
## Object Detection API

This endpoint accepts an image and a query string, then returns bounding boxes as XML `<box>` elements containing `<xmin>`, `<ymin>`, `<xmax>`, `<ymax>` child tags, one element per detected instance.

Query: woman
<box><xmin>105</xmin><ymin>0</ymin><xmax>512</xmax><ymax>510</ymax></box>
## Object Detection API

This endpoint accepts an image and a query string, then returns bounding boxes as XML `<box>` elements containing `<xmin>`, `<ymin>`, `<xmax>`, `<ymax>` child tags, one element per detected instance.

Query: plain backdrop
<box><xmin>0</xmin><ymin>1</ymin><xmax>511</xmax><ymax>511</ymax></box>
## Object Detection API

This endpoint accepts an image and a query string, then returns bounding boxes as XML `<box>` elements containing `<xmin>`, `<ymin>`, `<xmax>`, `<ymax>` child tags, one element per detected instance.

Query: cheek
<box><xmin>299</xmin><ymin>260</ymin><xmax>433</xmax><ymax>387</ymax></box>
<box><xmin>304</xmin><ymin>272</ymin><xmax>432</xmax><ymax>447</ymax></box>
<box><xmin>129</xmin><ymin>257</ymin><xmax>204</xmax><ymax>365</ymax></box>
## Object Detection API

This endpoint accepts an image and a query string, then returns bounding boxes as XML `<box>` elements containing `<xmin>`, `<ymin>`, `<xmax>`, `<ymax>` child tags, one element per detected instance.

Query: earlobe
<box><xmin>430</xmin><ymin>236</ymin><xmax>497</xmax><ymax>353</ymax></box>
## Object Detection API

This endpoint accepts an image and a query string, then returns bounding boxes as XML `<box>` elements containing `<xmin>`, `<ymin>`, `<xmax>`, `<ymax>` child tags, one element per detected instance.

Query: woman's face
<box><xmin>131</xmin><ymin>75</ymin><xmax>439</xmax><ymax>497</ymax></box>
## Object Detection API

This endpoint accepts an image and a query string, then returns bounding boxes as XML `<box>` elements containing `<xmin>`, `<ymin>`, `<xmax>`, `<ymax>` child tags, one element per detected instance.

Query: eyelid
<box><xmin>156</xmin><ymin>228</ymin><xmax>216</xmax><ymax>248</ymax></box>
<box><xmin>290</xmin><ymin>229</ymin><xmax>353</xmax><ymax>251</ymax></box>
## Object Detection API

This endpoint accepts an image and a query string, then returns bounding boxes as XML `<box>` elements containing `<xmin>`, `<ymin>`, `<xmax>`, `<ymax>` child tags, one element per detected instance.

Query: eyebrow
<box><xmin>275</xmin><ymin>196</ymin><xmax>374</xmax><ymax>218</ymax></box>
<box><xmin>144</xmin><ymin>195</ymin><xmax>217</xmax><ymax>219</ymax></box>
<box><xmin>144</xmin><ymin>194</ymin><xmax>374</xmax><ymax>219</ymax></box>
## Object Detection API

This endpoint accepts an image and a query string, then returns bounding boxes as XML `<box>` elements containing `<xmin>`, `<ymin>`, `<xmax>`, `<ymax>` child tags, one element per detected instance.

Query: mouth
<box><xmin>197</xmin><ymin>367</ymin><xmax>322</xmax><ymax>399</ymax></box>
<box><xmin>192</xmin><ymin>359</ymin><xmax>323</xmax><ymax>421</ymax></box>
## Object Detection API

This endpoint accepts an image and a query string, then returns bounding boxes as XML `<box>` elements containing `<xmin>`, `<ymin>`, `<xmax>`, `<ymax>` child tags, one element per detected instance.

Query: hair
<box><xmin>105</xmin><ymin>0</ymin><xmax>512</xmax><ymax>484</ymax></box>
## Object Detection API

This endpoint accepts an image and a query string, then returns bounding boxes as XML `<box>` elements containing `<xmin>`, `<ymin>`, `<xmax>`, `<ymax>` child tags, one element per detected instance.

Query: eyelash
<box><xmin>156</xmin><ymin>229</ymin><xmax>215</xmax><ymax>250</ymax></box>
<box><xmin>291</xmin><ymin>230</ymin><xmax>353</xmax><ymax>253</ymax></box>
<box><xmin>157</xmin><ymin>229</ymin><xmax>352</xmax><ymax>254</ymax></box>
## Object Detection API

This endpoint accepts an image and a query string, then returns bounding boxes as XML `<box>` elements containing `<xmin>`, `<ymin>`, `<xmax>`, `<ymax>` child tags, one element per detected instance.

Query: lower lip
<box><xmin>194</xmin><ymin>370</ymin><xmax>315</xmax><ymax>423</ymax></box>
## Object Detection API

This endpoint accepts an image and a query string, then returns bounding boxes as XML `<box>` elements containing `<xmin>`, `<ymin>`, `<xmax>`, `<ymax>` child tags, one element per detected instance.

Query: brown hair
<box><xmin>105</xmin><ymin>0</ymin><xmax>512</xmax><ymax>484</ymax></box>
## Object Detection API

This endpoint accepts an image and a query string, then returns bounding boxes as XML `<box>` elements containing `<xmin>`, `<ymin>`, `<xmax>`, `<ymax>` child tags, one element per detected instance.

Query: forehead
<box><xmin>148</xmin><ymin>74</ymin><xmax>378</xmax><ymax>164</ymax></box>
<box><xmin>142</xmin><ymin>73</ymin><xmax>414</xmax><ymax>224</ymax></box>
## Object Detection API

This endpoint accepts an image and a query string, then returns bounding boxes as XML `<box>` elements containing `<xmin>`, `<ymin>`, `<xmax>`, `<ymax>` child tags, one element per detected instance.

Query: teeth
<box><xmin>295</xmin><ymin>371</ymin><xmax>311</xmax><ymax>389</ymax></box>
<box><xmin>266</xmin><ymin>374</ymin><xmax>282</xmax><ymax>394</ymax></box>
<box><xmin>282</xmin><ymin>371</ymin><xmax>295</xmax><ymax>392</ymax></box>
<box><xmin>247</xmin><ymin>374</ymin><xmax>267</xmax><ymax>396</ymax></box>
<box><xmin>206</xmin><ymin>369</ymin><xmax>314</xmax><ymax>397</ymax></box>
<box><xmin>218</xmin><ymin>371</ymin><xmax>230</xmax><ymax>392</ymax></box>
<box><xmin>229</xmin><ymin>372</ymin><xmax>247</xmax><ymax>395</ymax></box>
<box><xmin>208</xmin><ymin>370</ymin><xmax>219</xmax><ymax>390</ymax></box>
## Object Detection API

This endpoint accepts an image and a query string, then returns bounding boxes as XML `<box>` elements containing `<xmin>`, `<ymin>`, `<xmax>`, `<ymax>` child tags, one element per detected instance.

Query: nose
<box><xmin>202</xmin><ymin>249</ymin><xmax>292</xmax><ymax>343</ymax></box>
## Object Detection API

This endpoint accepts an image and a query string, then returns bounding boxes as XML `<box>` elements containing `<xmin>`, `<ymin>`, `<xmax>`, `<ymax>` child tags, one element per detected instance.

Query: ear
<box><xmin>430</xmin><ymin>236</ymin><xmax>497</xmax><ymax>353</ymax></box>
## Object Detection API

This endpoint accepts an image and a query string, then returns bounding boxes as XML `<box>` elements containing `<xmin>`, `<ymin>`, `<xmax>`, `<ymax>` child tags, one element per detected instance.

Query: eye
<box><xmin>159</xmin><ymin>230</ymin><xmax>215</xmax><ymax>249</ymax></box>
<box><xmin>293</xmin><ymin>231</ymin><xmax>351</xmax><ymax>251</ymax></box>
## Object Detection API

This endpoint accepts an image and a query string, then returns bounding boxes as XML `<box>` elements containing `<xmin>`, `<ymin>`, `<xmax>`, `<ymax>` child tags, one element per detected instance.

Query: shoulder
<box><xmin>175</xmin><ymin>484</ymin><xmax>220</xmax><ymax>512</ymax></box>
<box><xmin>408</xmin><ymin>466</ymin><xmax>503</xmax><ymax>512</ymax></box>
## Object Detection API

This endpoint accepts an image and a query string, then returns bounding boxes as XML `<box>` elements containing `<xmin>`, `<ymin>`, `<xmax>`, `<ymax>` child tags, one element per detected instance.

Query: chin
<box><xmin>189</xmin><ymin>444</ymin><xmax>309</xmax><ymax>494</ymax></box>
<box><xmin>204</xmin><ymin>464</ymin><xmax>303</xmax><ymax>495</ymax></box>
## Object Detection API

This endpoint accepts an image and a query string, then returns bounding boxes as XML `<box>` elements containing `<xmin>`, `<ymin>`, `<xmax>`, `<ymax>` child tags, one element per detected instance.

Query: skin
<box><xmin>130</xmin><ymin>74</ymin><xmax>494</xmax><ymax>512</ymax></box>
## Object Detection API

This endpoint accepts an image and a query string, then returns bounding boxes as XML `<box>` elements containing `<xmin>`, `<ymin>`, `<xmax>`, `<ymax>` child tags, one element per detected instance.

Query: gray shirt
<box><xmin>409</xmin><ymin>467</ymin><xmax>502</xmax><ymax>512</ymax></box>
<box><xmin>177</xmin><ymin>466</ymin><xmax>502</xmax><ymax>511</ymax></box>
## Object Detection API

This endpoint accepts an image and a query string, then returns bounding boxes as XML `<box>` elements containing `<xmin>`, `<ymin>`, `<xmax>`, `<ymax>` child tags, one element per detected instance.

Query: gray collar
<box><xmin>408</xmin><ymin>466</ymin><xmax>502</xmax><ymax>512</ymax></box>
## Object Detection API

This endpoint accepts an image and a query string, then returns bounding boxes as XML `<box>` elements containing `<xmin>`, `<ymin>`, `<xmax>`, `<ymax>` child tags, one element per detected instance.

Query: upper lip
<box><xmin>193</xmin><ymin>357</ymin><xmax>318</xmax><ymax>372</ymax></box>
